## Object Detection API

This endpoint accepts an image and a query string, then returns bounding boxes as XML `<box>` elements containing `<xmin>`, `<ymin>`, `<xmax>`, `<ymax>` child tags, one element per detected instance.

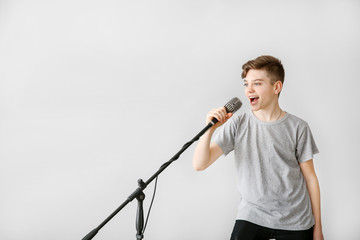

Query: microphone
<box><xmin>210</xmin><ymin>97</ymin><xmax>242</xmax><ymax>125</ymax></box>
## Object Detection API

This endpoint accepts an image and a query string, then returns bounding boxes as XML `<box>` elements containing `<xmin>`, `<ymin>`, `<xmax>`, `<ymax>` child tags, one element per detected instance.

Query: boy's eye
<box><xmin>244</xmin><ymin>83</ymin><xmax>248</xmax><ymax>87</ymax></box>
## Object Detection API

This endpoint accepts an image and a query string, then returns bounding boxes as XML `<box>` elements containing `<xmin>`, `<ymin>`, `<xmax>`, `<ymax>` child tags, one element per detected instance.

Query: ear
<box><xmin>274</xmin><ymin>80</ymin><xmax>282</xmax><ymax>95</ymax></box>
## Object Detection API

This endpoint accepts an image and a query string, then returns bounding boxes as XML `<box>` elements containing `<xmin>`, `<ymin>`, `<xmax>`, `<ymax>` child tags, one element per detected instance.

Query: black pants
<box><xmin>230</xmin><ymin>220</ymin><xmax>313</xmax><ymax>240</ymax></box>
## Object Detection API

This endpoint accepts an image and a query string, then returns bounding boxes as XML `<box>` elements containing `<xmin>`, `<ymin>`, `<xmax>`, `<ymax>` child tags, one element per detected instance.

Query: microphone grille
<box><xmin>224</xmin><ymin>97</ymin><xmax>242</xmax><ymax>113</ymax></box>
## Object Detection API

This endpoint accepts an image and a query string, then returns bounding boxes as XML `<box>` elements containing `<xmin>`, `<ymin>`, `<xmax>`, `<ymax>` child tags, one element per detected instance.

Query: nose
<box><xmin>246</xmin><ymin>83</ymin><xmax>255</xmax><ymax>93</ymax></box>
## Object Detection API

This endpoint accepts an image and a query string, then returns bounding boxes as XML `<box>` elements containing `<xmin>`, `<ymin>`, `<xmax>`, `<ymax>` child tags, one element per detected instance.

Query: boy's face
<box><xmin>243</xmin><ymin>69</ymin><xmax>281</xmax><ymax>112</ymax></box>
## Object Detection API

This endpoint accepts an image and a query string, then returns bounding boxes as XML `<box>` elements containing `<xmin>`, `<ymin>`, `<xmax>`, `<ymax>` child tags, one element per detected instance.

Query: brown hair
<box><xmin>241</xmin><ymin>55</ymin><xmax>285</xmax><ymax>85</ymax></box>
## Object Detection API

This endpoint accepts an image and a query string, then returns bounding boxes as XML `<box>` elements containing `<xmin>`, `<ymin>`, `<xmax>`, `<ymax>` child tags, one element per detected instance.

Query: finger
<box><xmin>207</xmin><ymin>107</ymin><xmax>228</xmax><ymax>123</ymax></box>
<box><xmin>209</xmin><ymin>112</ymin><xmax>222</xmax><ymax>122</ymax></box>
<box><xmin>207</xmin><ymin>112</ymin><xmax>222</xmax><ymax>123</ymax></box>
<box><xmin>217</xmin><ymin>107</ymin><xmax>226</xmax><ymax>119</ymax></box>
<box><xmin>226</xmin><ymin>112</ymin><xmax>233</xmax><ymax>118</ymax></box>
<box><xmin>219</xmin><ymin>107</ymin><xmax>229</xmax><ymax>121</ymax></box>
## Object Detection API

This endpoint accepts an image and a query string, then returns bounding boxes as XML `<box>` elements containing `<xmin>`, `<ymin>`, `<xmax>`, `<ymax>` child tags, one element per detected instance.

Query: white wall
<box><xmin>1</xmin><ymin>0</ymin><xmax>359</xmax><ymax>239</ymax></box>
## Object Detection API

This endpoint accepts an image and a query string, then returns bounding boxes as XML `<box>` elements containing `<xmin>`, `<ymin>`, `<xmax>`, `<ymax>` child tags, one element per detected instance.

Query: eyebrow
<box><xmin>243</xmin><ymin>79</ymin><xmax>264</xmax><ymax>82</ymax></box>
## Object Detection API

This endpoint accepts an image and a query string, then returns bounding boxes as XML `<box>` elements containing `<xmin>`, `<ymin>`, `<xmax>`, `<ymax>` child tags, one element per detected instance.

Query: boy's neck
<box><xmin>252</xmin><ymin>103</ymin><xmax>284</xmax><ymax>122</ymax></box>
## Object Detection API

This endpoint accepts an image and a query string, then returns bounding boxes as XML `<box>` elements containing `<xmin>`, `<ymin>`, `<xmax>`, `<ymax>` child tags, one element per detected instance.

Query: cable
<box><xmin>140</xmin><ymin>123</ymin><xmax>211</xmax><ymax>236</ymax></box>
<box><xmin>142</xmin><ymin>176</ymin><xmax>158</xmax><ymax>234</ymax></box>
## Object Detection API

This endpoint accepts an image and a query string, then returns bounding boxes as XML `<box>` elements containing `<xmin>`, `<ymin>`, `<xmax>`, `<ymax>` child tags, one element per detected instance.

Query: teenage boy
<box><xmin>193</xmin><ymin>55</ymin><xmax>324</xmax><ymax>240</ymax></box>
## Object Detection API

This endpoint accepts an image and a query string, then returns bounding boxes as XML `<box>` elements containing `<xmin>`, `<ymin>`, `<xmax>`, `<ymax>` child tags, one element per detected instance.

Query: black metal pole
<box><xmin>81</xmin><ymin>121</ymin><xmax>215</xmax><ymax>240</ymax></box>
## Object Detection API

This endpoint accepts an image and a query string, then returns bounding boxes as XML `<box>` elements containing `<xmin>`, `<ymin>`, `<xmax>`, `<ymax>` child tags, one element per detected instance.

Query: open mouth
<box><xmin>249</xmin><ymin>96</ymin><xmax>259</xmax><ymax>105</ymax></box>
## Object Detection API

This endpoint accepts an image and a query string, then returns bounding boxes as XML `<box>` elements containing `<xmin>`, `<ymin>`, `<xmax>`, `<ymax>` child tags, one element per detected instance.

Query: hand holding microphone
<box><xmin>206</xmin><ymin>97</ymin><xmax>242</xmax><ymax>129</ymax></box>
<box><xmin>206</xmin><ymin>107</ymin><xmax>232</xmax><ymax>127</ymax></box>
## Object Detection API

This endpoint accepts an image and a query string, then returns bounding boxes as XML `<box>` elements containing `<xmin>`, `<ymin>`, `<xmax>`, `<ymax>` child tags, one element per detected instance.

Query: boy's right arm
<box><xmin>192</xmin><ymin>107</ymin><xmax>233</xmax><ymax>171</ymax></box>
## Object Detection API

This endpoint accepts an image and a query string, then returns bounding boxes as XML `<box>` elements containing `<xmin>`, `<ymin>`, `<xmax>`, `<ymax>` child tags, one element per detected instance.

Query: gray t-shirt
<box><xmin>213</xmin><ymin>110</ymin><xmax>319</xmax><ymax>230</ymax></box>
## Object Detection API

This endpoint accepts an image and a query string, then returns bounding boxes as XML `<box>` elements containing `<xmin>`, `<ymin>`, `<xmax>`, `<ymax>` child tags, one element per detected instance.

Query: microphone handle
<box><xmin>210</xmin><ymin>118</ymin><xmax>219</xmax><ymax>125</ymax></box>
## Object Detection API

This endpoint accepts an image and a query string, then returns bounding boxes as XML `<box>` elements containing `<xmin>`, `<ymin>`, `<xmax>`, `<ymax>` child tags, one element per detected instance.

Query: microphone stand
<box><xmin>81</xmin><ymin>121</ymin><xmax>216</xmax><ymax>240</ymax></box>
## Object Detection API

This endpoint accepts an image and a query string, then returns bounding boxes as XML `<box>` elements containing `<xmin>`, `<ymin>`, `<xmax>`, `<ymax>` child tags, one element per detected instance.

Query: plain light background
<box><xmin>1</xmin><ymin>0</ymin><xmax>359</xmax><ymax>239</ymax></box>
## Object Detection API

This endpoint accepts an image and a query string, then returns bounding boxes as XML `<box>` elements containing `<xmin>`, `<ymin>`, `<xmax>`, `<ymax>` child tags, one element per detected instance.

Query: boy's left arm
<box><xmin>300</xmin><ymin>159</ymin><xmax>324</xmax><ymax>240</ymax></box>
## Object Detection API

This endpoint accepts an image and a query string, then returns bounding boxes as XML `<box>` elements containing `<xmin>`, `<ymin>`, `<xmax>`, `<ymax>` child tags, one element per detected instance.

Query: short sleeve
<box><xmin>296</xmin><ymin>122</ymin><xmax>319</xmax><ymax>163</ymax></box>
<box><xmin>213</xmin><ymin>116</ymin><xmax>237</xmax><ymax>156</ymax></box>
